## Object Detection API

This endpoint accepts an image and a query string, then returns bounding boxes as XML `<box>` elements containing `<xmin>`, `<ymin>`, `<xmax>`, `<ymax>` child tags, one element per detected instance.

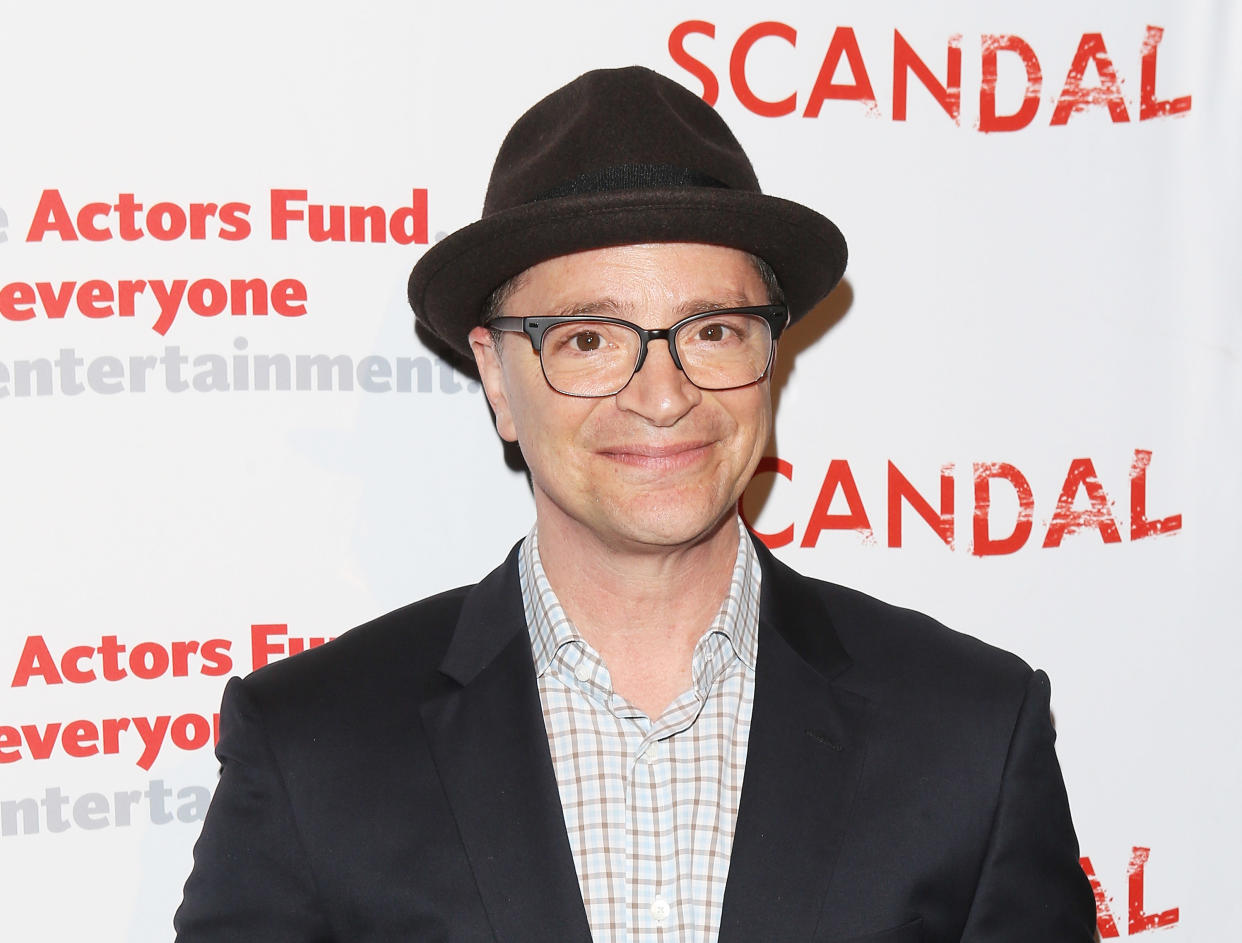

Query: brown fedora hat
<box><xmin>408</xmin><ymin>66</ymin><xmax>847</xmax><ymax>362</ymax></box>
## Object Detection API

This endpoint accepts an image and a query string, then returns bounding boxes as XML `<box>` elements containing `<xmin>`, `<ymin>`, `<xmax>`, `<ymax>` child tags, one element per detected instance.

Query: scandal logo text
<box><xmin>741</xmin><ymin>449</ymin><xmax>1180</xmax><ymax>555</ymax></box>
<box><xmin>670</xmin><ymin>22</ymin><xmax>1191</xmax><ymax>131</ymax></box>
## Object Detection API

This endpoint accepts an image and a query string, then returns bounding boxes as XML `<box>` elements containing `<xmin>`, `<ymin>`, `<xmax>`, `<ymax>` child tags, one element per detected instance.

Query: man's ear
<box><xmin>468</xmin><ymin>326</ymin><xmax>518</xmax><ymax>442</ymax></box>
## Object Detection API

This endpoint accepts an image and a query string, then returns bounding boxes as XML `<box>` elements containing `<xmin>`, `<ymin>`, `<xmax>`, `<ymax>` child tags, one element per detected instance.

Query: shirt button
<box><xmin>573</xmin><ymin>661</ymin><xmax>591</xmax><ymax>683</ymax></box>
<box><xmin>650</xmin><ymin>896</ymin><xmax>670</xmax><ymax>922</ymax></box>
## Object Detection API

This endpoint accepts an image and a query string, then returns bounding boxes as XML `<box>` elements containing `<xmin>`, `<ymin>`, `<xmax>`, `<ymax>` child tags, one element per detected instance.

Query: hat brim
<box><xmin>408</xmin><ymin>187</ymin><xmax>847</xmax><ymax>364</ymax></box>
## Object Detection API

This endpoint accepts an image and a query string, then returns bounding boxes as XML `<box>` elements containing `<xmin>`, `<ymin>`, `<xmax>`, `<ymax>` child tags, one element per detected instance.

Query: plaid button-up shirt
<box><xmin>519</xmin><ymin>519</ymin><xmax>761</xmax><ymax>943</ymax></box>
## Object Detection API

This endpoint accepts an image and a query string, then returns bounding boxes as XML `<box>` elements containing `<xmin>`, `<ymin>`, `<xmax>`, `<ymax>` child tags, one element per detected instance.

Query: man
<box><xmin>176</xmin><ymin>67</ymin><xmax>1095</xmax><ymax>942</ymax></box>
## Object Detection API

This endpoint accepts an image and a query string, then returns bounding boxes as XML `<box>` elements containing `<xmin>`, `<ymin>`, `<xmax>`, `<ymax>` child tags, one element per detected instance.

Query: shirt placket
<box><xmin>625</xmin><ymin>690</ymin><xmax>704</xmax><ymax>943</ymax></box>
<box><xmin>522</xmin><ymin>521</ymin><xmax>760</xmax><ymax>943</ymax></box>
<box><xmin>555</xmin><ymin>644</ymin><xmax>630</xmax><ymax>941</ymax></box>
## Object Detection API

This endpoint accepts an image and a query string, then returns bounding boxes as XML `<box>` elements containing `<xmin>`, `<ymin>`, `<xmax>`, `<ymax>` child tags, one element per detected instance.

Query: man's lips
<box><xmin>596</xmin><ymin>440</ymin><xmax>715</xmax><ymax>469</ymax></box>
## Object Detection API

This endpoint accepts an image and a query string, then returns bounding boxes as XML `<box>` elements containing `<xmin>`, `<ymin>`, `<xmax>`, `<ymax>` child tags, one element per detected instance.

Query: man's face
<box><xmin>469</xmin><ymin>242</ymin><xmax>774</xmax><ymax>554</ymax></box>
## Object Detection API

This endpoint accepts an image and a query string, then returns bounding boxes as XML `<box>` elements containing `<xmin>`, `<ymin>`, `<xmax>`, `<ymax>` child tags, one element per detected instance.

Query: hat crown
<box><xmin>482</xmin><ymin>67</ymin><xmax>761</xmax><ymax>217</ymax></box>
<box><xmin>408</xmin><ymin>66</ymin><xmax>846</xmax><ymax>363</ymax></box>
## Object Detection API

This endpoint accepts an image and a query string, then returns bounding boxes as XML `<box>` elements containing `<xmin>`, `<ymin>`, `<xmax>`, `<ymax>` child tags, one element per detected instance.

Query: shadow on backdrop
<box><xmin>746</xmin><ymin>277</ymin><xmax>854</xmax><ymax>521</ymax></box>
<box><xmin>416</xmin><ymin>319</ymin><xmax>530</xmax><ymax>477</ymax></box>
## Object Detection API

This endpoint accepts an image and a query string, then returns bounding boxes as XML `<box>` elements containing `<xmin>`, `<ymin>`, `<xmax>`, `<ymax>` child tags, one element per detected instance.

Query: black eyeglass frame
<box><xmin>487</xmin><ymin>304</ymin><xmax>790</xmax><ymax>397</ymax></box>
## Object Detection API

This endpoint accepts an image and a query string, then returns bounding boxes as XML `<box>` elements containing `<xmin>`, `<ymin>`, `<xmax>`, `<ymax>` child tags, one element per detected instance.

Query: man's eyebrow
<box><xmin>551</xmin><ymin>299</ymin><xmax>624</xmax><ymax>318</ymax></box>
<box><xmin>676</xmin><ymin>295</ymin><xmax>755</xmax><ymax>317</ymax></box>
<box><xmin>548</xmin><ymin>294</ymin><xmax>757</xmax><ymax>321</ymax></box>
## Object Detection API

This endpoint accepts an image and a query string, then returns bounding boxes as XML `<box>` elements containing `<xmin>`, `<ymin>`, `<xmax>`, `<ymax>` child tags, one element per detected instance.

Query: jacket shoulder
<box><xmin>819</xmin><ymin>578</ymin><xmax>1032</xmax><ymax>682</ymax></box>
<box><xmin>761</xmin><ymin>543</ymin><xmax>1038</xmax><ymax>721</ymax></box>
<box><xmin>236</xmin><ymin>583</ymin><xmax>474</xmax><ymax>713</ymax></box>
<box><xmin>758</xmin><ymin>539</ymin><xmax>1033</xmax><ymax>689</ymax></box>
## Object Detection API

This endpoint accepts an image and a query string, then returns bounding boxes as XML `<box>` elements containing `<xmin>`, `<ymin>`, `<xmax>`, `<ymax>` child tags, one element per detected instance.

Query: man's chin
<box><xmin>596</xmin><ymin>502</ymin><xmax>738</xmax><ymax>553</ymax></box>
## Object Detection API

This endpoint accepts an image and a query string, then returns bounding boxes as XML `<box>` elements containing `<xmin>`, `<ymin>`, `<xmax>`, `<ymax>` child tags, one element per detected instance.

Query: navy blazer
<box><xmin>175</xmin><ymin>539</ymin><xmax>1095</xmax><ymax>942</ymax></box>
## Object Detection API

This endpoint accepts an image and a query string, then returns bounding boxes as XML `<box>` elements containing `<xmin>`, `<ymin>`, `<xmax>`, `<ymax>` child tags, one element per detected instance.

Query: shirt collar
<box><xmin>519</xmin><ymin>525</ymin><xmax>582</xmax><ymax>677</ymax></box>
<box><xmin>519</xmin><ymin>518</ymin><xmax>762</xmax><ymax>682</ymax></box>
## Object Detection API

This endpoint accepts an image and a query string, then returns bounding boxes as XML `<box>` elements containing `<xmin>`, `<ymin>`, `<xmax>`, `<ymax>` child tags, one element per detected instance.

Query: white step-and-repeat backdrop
<box><xmin>2</xmin><ymin>2</ymin><xmax>1237</xmax><ymax>939</ymax></box>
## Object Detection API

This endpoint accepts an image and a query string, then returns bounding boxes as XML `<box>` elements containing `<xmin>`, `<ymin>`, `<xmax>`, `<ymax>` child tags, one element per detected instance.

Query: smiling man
<box><xmin>176</xmin><ymin>67</ymin><xmax>1096</xmax><ymax>942</ymax></box>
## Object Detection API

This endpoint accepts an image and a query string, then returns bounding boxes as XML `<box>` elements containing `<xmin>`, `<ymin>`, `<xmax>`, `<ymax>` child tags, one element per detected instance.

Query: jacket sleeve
<box><xmin>959</xmin><ymin>669</ymin><xmax>1097</xmax><ymax>942</ymax></box>
<box><xmin>174</xmin><ymin>675</ymin><xmax>334</xmax><ymax>942</ymax></box>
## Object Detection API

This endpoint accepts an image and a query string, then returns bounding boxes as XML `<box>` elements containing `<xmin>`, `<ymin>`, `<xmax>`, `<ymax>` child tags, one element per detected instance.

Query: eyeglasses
<box><xmin>487</xmin><ymin>305</ymin><xmax>789</xmax><ymax>397</ymax></box>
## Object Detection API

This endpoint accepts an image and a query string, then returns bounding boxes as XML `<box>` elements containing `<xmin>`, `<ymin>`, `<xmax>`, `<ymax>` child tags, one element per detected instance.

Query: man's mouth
<box><xmin>597</xmin><ymin>440</ymin><xmax>715</xmax><ymax>470</ymax></box>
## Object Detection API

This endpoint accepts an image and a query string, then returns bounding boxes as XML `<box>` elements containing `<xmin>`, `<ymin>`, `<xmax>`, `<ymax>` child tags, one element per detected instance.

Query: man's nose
<box><xmin>614</xmin><ymin>337</ymin><xmax>701</xmax><ymax>425</ymax></box>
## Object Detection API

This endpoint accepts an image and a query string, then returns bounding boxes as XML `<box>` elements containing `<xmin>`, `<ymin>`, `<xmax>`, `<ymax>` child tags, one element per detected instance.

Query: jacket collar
<box><xmin>752</xmin><ymin>534</ymin><xmax>853</xmax><ymax>680</ymax></box>
<box><xmin>435</xmin><ymin>541</ymin><xmax>527</xmax><ymax>686</ymax></box>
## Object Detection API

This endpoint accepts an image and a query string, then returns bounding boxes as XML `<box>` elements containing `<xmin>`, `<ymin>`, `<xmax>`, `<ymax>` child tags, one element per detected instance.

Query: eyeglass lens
<box><xmin>539</xmin><ymin>312</ymin><xmax>774</xmax><ymax>396</ymax></box>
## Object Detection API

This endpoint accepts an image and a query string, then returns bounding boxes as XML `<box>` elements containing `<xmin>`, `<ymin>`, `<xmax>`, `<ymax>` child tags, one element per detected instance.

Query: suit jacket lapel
<box><xmin>719</xmin><ymin>541</ymin><xmax>873</xmax><ymax>943</ymax></box>
<box><xmin>420</xmin><ymin>547</ymin><xmax>593</xmax><ymax>943</ymax></box>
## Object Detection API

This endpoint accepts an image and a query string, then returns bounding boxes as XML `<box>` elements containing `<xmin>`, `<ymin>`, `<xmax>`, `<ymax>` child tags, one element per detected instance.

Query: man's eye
<box><xmin>696</xmin><ymin>322</ymin><xmax>736</xmax><ymax>343</ymax></box>
<box><xmin>545</xmin><ymin>322</ymin><xmax>625</xmax><ymax>357</ymax></box>
<box><xmin>570</xmin><ymin>331</ymin><xmax>602</xmax><ymax>351</ymax></box>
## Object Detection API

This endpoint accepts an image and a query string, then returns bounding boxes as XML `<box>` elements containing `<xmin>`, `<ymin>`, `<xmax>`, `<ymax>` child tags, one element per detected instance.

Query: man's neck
<box><xmin>532</xmin><ymin>510</ymin><xmax>742</xmax><ymax>717</ymax></box>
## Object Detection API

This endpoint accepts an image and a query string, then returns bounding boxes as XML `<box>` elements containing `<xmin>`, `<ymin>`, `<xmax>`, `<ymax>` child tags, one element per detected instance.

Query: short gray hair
<box><xmin>482</xmin><ymin>270</ymin><xmax>529</xmax><ymax>349</ymax></box>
